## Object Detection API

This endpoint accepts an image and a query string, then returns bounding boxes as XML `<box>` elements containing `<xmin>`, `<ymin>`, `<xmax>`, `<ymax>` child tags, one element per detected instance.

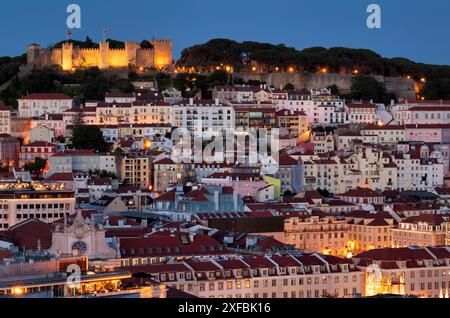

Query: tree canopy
<box><xmin>24</xmin><ymin>157</ymin><xmax>47</xmax><ymax>177</ymax></box>
<box><xmin>179</xmin><ymin>39</ymin><xmax>450</xmax><ymax>99</ymax></box>
<box><xmin>71</xmin><ymin>125</ymin><xmax>108</xmax><ymax>153</ymax></box>
<box><xmin>351</xmin><ymin>75</ymin><xmax>388</xmax><ymax>103</ymax></box>
<box><xmin>140</xmin><ymin>40</ymin><xmax>154</xmax><ymax>49</ymax></box>
<box><xmin>0</xmin><ymin>55</ymin><xmax>26</xmax><ymax>86</ymax></box>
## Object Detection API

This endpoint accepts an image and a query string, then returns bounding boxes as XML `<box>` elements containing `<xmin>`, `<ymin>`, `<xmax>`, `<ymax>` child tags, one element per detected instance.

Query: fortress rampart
<box><xmin>239</xmin><ymin>72</ymin><xmax>416</xmax><ymax>100</ymax></box>
<box><xmin>27</xmin><ymin>39</ymin><xmax>172</xmax><ymax>71</ymax></box>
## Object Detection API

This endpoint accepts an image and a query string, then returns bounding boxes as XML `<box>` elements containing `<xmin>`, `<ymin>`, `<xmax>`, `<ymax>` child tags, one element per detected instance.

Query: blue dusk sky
<box><xmin>0</xmin><ymin>0</ymin><xmax>449</xmax><ymax>65</ymax></box>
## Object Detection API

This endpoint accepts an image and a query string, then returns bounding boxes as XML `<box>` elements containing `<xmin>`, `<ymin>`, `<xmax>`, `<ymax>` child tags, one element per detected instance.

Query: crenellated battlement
<box><xmin>78</xmin><ymin>48</ymin><xmax>100</xmax><ymax>51</ymax></box>
<box><xmin>27</xmin><ymin>38</ymin><xmax>173</xmax><ymax>71</ymax></box>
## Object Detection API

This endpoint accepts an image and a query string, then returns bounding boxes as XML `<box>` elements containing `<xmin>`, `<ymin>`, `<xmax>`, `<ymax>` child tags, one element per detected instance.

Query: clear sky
<box><xmin>1</xmin><ymin>0</ymin><xmax>449</xmax><ymax>65</ymax></box>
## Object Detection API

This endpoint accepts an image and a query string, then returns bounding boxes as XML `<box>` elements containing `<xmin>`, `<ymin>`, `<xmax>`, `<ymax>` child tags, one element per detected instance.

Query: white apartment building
<box><xmin>346</xmin><ymin>103</ymin><xmax>378</xmax><ymax>124</ymax></box>
<box><xmin>18</xmin><ymin>93</ymin><xmax>74</xmax><ymax>118</ymax></box>
<box><xmin>105</xmin><ymin>92</ymin><xmax>137</xmax><ymax>103</ymax></box>
<box><xmin>313</xmin><ymin>94</ymin><xmax>347</xmax><ymax>125</ymax></box>
<box><xmin>360</xmin><ymin>125</ymin><xmax>406</xmax><ymax>144</ymax></box>
<box><xmin>0</xmin><ymin>182</ymin><xmax>76</xmax><ymax>229</ymax></box>
<box><xmin>393</xmin><ymin>152</ymin><xmax>444</xmax><ymax>191</ymax></box>
<box><xmin>213</xmin><ymin>86</ymin><xmax>255</xmax><ymax>103</ymax></box>
<box><xmin>404</xmin><ymin>124</ymin><xmax>450</xmax><ymax>144</ymax></box>
<box><xmin>392</xmin><ymin>100</ymin><xmax>450</xmax><ymax>125</ymax></box>
<box><xmin>303</xmin><ymin>159</ymin><xmax>340</xmax><ymax>194</ymax></box>
<box><xmin>0</xmin><ymin>106</ymin><xmax>11</xmax><ymax>135</ymax></box>
<box><xmin>273</xmin><ymin>90</ymin><xmax>347</xmax><ymax>125</ymax></box>
<box><xmin>346</xmin><ymin>146</ymin><xmax>398</xmax><ymax>191</ymax></box>
<box><xmin>47</xmin><ymin>151</ymin><xmax>117</xmax><ymax>177</ymax></box>
<box><xmin>172</xmin><ymin>99</ymin><xmax>235</xmax><ymax>136</ymax></box>
<box><xmin>336</xmin><ymin>132</ymin><xmax>378</xmax><ymax>150</ymax></box>
<box><xmin>96</xmin><ymin>101</ymin><xmax>172</xmax><ymax>126</ymax></box>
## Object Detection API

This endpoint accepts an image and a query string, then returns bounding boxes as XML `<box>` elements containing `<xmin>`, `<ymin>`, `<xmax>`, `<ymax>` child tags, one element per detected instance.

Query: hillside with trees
<box><xmin>0</xmin><ymin>55</ymin><xmax>26</xmax><ymax>86</ymax></box>
<box><xmin>1</xmin><ymin>38</ymin><xmax>450</xmax><ymax>103</ymax></box>
<box><xmin>180</xmin><ymin>39</ymin><xmax>450</xmax><ymax>99</ymax></box>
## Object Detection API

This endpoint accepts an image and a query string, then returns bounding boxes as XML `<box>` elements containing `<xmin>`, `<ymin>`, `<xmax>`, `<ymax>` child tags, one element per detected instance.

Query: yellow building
<box><xmin>392</xmin><ymin>214</ymin><xmax>447</xmax><ymax>248</ymax></box>
<box><xmin>117</xmin><ymin>154</ymin><xmax>150</xmax><ymax>188</ymax></box>
<box><xmin>282</xmin><ymin>211</ymin><xmax>350</xmax><ymax>257</ymax></box>
<box><xmin>96</xmin><ymin>101</ymin><xmax>172</xmax><ymax>126</ymax></box>
<box><xmin>353</xmin><ymin>246</ymin><xmax>450</xmax><ymax>298</ymax></box>
<box><xmin>276</xmin><ymin>109</ymin><xmax>308</xmax><ymax>138</ymax></box>
<box><xmin>153</xmin><ymin>157</ymin><xmax>186</xmax><ymax>193</ymax></box>
<box><xmin>346</xmin><ymin>212</ymin><xmax>395</xmax><ymax>254</ymax></box>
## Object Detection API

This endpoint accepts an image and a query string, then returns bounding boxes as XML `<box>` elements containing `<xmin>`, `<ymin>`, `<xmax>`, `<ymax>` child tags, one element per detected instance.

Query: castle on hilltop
<box><xmin>27</xmin><ymin>39</ymin><xmax>173</xmax><ymax>71</ymax></box>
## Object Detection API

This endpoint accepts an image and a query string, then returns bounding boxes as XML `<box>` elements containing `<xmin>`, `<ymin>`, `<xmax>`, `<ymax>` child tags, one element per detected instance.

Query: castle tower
<box><xmin>151</xmin><ymin>39</ymin><xmax>173</xmax><ymax>69</ymax></box>
<box><xmin>99</xmin><ymin>41</ymin><xmax>110</xmax><ymax>69</ymax></box>
<box><xmin>125</xmin><ymin>42</ymin><xmax>138</xmax><ymax>67</ymax></box>
<box><xmin>61</xmin><ymin>42</ymin><xmax>74</xmax><ymax>71</ymax></box>
<box><xmin>27</xmin><ymin>44</ymin><xmax>42</xmax><ymax>65</ymax></box>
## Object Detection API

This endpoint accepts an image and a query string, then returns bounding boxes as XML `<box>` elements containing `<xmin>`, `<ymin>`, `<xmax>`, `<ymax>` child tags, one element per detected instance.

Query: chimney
<box><xmin>189</xmin><ymin>98</ymin><xmax>194</xmax><ymax>106</ymax></box>
<box><xmin>214</xmin><ymin>191</ymin><xmax>219</xmax><ymax>212</ymax></box>
<box><xmin>215</xmin><ymin>98</ymin><xmax>219</xmax><ymax>106</ymax></box>
<box><xmin>233</xmin><ymin>190</ymin><xmax>238</xmax><ymax>211</ymax></box>
<box><xmin>174</xmin><ymin>194</ymin><xmax>179</xmax><ymax>210</ymax></box>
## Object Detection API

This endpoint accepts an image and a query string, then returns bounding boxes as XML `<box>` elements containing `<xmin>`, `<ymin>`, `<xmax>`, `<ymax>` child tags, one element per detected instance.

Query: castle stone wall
<box><xmin>239</xmin><ymin>72</ymin><xmax>416</xmax><ymax>99</ymax></box>
<box><xmin>108</xmin><ymin>49</ymin><xmax>129</xmax><ymax>68</ymax></box>
<box><xmin>76</xmin><ymin>48</ymin><xmax>101</xmax><ymax>68</ymax></box>
<box><xmin>151</xmin><ymin>39</ymin><xmax>173</xmax><ymax>68</ymax></box>
<box><xmin>27</xmin><ymin>39</ymin><xmax>173</xmax><ymax>71</ymax></box>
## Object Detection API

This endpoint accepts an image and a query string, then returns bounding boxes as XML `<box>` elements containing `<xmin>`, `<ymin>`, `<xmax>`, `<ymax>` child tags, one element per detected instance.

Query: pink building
<box><xmin>202</xmin><ymin>173</ymin><xmax>268</xmax><ymax>198</ymax></box>
<box><xmin>19</xmin><ymin>141</ymin><xmax>57</xmax><ymax>166</ymax></box>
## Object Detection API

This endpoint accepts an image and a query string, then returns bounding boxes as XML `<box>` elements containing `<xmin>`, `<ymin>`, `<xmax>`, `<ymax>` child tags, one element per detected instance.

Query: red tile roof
<box><xmin>186</xmin><ymin>261</ymin><xmax>221</xmax><ymax>272</ymax></box>
<box><xmin>346</xmin><ymin>103</ymin><xmax>376</xmax><ymax>109</ymax></box>
<box><xmin>121</xmin><ymin>263</ymin><xmax>191</xmax><ymax>274</ymax></box>
<box><xmin>20</xmin><ymin>93</ymin><xmax>72</xmax><ymax>100</ymax></box>
<box><xmin>401</xmin><ymin>214</ymin><xmax>446</xmax><ymax>225</ymax></box>
<box><xmin>8</xmin><ymin>219</ymin><xmax>52</xmax><ymax>251</ymax></box>
<box><xmin>45</xmin><ymin>172</ymin><xmax>74</xmax><ymax>182</ymax></box>
<box><xmin>154</xmin><ymin>158</ymin><xmax>176</xmax><ymax>165</ymax></box>
<box><xmin>119</xmin><ymin>232</ymin><xmax>227</xmax><ymax>257</ymax></box>
<box><xmin>355</xmin><ymin>247</ymin><xmax>436</xmax><ymax>262</ymax></box>
<box><xmin>24</xmin><ymin>141</ymin><xmax>57</xmax><ymax>148</ymax></box>
<box><xmin>0</xmin><ymin>249</ymin><xmax>13</xmax><ymax>262</ymax></box>
<box><xmin>410</xmin><ymin>106</ymin><xmax>450</xmax><ymax>112</ymax></box>
<box><xmin>278</xmin><ymin>155</ymin><xmax>299</xmax><ymax>166</ymax></box>
<box><xmin>216</xmin><ymin>259</ymin><xmax>249</xmax><ymax>270</ymax></box>
<box><xmin>338</xmin><ymin>187</ymin><xmax>384</xmax><ymax>198</ymax></box>
<box><xmin>242</xmin><ymin>257</ymin><xmax>276</xmax><ymax>269</ymax></box>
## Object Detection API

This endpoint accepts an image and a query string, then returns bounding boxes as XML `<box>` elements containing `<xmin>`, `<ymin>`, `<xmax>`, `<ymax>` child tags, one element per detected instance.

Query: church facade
<box><xmin>48</xmin><ymin>212</ymin><xmax>117</xmax><ymax>260</ymax></box>
<box><xmin>27</xmin><ymin>39</ymin><xmax>173</xmax><ymax>71</ymax></box>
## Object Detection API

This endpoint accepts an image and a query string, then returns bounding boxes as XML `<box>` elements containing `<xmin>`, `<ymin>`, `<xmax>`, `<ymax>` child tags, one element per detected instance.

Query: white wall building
<box><xmin>172</xmin><ymin>99</ymin><xmax>235</xmax><ymax>136</ymax></box>
<box><xmin>18</xmin><ymin>93</ymin><xmax>74</xmax><ymax>118</ymax></box>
